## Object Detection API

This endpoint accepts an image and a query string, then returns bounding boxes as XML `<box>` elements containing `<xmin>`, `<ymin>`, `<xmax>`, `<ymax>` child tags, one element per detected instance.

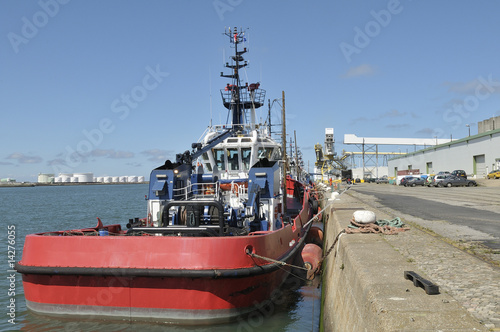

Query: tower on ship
<box><xmin>220</xmin><ymin>27</ymin><xmax>265</xmax><ymax>130</ymax></box>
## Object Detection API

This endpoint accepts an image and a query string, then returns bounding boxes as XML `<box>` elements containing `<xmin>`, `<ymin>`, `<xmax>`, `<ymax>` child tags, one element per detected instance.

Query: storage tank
<box><xmin>112</xmin><ymin>176</ymin><xmax>120</xmax><ymax>183</ymax></box>
<box><xmin>138</xmin><ymin>176</ymin><xmax>145</xmax><ymax>182</ymax></box>
<box><xmin>128</xmin><ymin>176</ymin><xmax>138</xmax><ymax>183</ymax></box>
<box><xmin>38</xmin><ymin>173</ymin><xmax>55</xmax><ymax>183</ymax></box>
<box><xmin>119</xmin><ymin>176</ymin><xmax>127</xmax><ymax>183</ymax></box>
<box><xmin>74</xmin><ymin>173</ymin><xmax>93</xmax><ymax>183</ymax></box>
<box><xmin>54</xmin><ymin>177</ymin><xmax>62</xmax><ymax>183</ymax></box>
<box><xmin>104</xmin><ymin>177</ymin><xmax>112</xmax><ymax>183</ymax></box>
<box><xmin>70</xmin><ymin>177</ymin><xmax>78</xmax><ymax>183</ymax></box>
<box><xmin>58</xmin><ymin>173</ymin><xmax>71</xmax><ymax>183</ymax></box>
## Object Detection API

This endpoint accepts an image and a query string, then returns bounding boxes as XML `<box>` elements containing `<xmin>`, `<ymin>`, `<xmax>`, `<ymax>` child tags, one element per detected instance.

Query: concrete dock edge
<box><xmin>320</xmin><ymin>191</ymin><xmax>487</xmax><ymax>331</ymax></box>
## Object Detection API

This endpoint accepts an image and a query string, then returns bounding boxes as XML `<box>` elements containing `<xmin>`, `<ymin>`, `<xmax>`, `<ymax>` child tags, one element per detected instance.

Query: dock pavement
<box><xmin>321</xmin><ymin>184</ymin><xmax>499</xmax><ymax>331</ymax></box>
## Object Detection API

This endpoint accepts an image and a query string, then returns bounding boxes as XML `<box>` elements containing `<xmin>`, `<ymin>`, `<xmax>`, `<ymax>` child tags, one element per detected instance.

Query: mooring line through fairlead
<box><xmin>246</xmin><ymin>251</ymin><xmax>309</xmax><ymax>271</ymax></box>
<box><xmin>245</xmin><ymin>184</ymin><xmax>351</xmax><ymax>279</ymax></box>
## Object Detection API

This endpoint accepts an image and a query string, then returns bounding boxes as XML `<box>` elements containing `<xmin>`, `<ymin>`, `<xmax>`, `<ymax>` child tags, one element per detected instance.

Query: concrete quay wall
<box><xmin>321</xmin><ymin>192</ymin><xmax>486</xmax><ymax>331</ymax></box>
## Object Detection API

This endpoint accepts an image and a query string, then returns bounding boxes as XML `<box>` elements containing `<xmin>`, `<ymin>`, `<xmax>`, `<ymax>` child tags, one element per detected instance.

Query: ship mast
<box><xmin>220</xmin><ymin>27</ymin><xmax>265</xmax><ymax>130</ymax></box>
<box><xmin>282</xmin><ymin>91</ymin><xmax>287</xmax><ymax>214</ymax></box>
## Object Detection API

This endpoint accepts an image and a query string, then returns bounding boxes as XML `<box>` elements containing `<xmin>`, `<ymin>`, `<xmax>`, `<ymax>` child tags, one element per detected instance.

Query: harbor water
<box><xmin>0</xmin><ymin>184</ymin><xmax>320</xmax><ymax>331</ymax></box>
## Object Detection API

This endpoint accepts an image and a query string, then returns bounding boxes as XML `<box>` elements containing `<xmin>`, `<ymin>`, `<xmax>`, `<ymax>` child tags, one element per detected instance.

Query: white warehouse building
<box><xmin>388</xmin><ymin>127</ymin><xmax>500</xmax><ymax>178</ymax></box>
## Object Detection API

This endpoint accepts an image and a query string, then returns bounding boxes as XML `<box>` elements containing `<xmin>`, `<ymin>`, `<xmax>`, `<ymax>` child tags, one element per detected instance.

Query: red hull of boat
<box><xmin>22</xmin><ymin>270</ymin><xmax>290</xmax><ymax>323</ymax></box>
<box><xmin>17</xmin><ymin>189</ymin><xmax>312</xmax><ymax>323</ymax></box>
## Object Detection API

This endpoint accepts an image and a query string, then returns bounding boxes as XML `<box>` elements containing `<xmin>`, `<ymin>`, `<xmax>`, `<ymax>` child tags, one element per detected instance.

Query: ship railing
<box><xmin>172</xmin><ymin>182</ymin><xmax>219</xmax><ymax>200</ymax></box>
<box><xmin>236</xmin><ymin>182</ymin><xmax>248</xmax><ymax>199</ymax></box>
<box><xmin>197</xmin><ymin>123</ymin><xmax>272</xmax><ymax>141</ymax></box>
<box><xmin>220</xmin><ymin>88</ymin><xmax>266</xmax><ymax>110</ymax></box>
<box><xmin>191</xmin><ymin>182</ymin><xmax>219</xmax><ymax>199</ymax></box>
<box><xmin>144</xmin><ymin>200</ymin><xmax>225</xmax><ymax>236</ymax></box>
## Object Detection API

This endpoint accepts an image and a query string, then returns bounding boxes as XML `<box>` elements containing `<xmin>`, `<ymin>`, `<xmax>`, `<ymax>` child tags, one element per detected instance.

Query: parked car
<box><xmin>376</xmin><ymin>176</ymin><xmax>389</xmax><ymax>184</ymax></box>
<box><xmin>451</xmin><ymin>170</ymin><xmax>467</xmax><ymax>179</ymax></box>
<box><xmin>437</xmin><ymin>171</ymin><xmax>450</xmax><ymax>175</ymax></box>
<box><xmin>431</xmin><ymin>174</ymin><xmax>448</xmax><ymax>187</ymax></box>
<box><xmin>425</xmin><ymin>175</ymin><xmax>435</xmax><ymax>187</ymax></box>
<box><xmin>405</xmin><ymin>177</ymin><xmax>426</xmax><ymax>187</ymax></box>
<box><xmin>399</xmin><ymin>176</ymin><xmax>415</xmax><ymax>186</ymax></box>
<box><xmin>437</xmin><ymin>175</ymin><xmax>477</xmax><ymax>187</ymax></box>
<box><xmin>487</xmin><ymin>169</ymin><xmax>500</xmax><ymax>179</ymax></box>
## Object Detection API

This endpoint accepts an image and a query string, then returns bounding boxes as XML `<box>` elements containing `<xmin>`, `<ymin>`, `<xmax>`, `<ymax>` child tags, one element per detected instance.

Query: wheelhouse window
<box><xmin>241</xmin><ymin>148</ymin><xmax>251</xmax><ymax>171</ymax></box>
<box><xmin>272</xmin><ymin>148</ymin><xmax>282</xmax><ymax>160</ymax></box>
<box><xmin>257</xmin><ymin>147</ymin><xmax>274</xmax><ymax>160</ymax></box>
<box><xmin>227</xmin><ymin>148</ymin><xmax>239</xmax><ymax>171</ymax></box>
<box><xmin>213</xmin><ymin>149</ymin><xmax>225</xmax><ymax>171</ymax></box>
<box><xmin>202</xmin><ymin>152</ymin><xmax>212</xmax><ymax>172</ymax></box>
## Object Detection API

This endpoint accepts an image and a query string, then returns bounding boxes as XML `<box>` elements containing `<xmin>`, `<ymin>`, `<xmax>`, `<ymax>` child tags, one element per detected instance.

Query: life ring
<box><xmin>220</xmin><ymin>183</ymin><xmax>231</xmax><ymax>191</ymax></box>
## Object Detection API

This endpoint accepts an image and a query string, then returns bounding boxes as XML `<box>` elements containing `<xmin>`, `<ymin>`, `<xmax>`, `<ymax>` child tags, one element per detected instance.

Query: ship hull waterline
<box><xmin>21</xmin><ymin>267</ymin><xmax>295</xmax><ymax>324</ymax></box>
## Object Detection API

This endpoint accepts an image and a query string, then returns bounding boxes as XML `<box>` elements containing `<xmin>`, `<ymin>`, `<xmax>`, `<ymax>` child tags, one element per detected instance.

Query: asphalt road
<box><xmin>347</xmin><ymin>183</ymin><xmax>500</xmax><ymax>250</ymax></box>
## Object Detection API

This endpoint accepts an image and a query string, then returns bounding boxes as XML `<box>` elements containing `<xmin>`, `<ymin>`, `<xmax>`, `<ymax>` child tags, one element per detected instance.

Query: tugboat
<box><xmin>16</xmin><ymin>27</ymin><xmax>318</xmax><ymax>324</ymax></box>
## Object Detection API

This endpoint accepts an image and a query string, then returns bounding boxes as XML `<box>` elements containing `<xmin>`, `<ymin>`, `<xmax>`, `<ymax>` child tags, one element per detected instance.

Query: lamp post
<box><xmin>466</xmin><ymin>124</ymin><xmax>470</xmax><ymax>136</ymax></box>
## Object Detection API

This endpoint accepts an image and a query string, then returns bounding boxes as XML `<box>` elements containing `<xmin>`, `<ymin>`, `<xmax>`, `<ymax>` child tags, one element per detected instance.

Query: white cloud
<box><xmin>444</xmin><ymin>77</ymin><xmax>500</xmax><ymax>95</ymax></box>
<box><xmin>6</xmin><ymin>152</ymin><xmax>43</xmax><ymax>164</ymax></box>
<box><xmin>342</xmin><ymin>64</ymin><xmax>376</xmax><ymax>78</ymax></box>
<box><xmin>415</xmin><ymin>128</ymin><xmax>436</xmax><ymax>136</ymax></box>
<box><xmin>380</xmin><ymin>109</ymin><xmax>406</xmax><ymax>118</ymax></box>
<box><xmin>385</xmin><ymin>123</ymin><xmax>410</xmax><ymax>130</ymax></box>
<box><xmin>141</xmin><ymin>149</ymin><xmax>174</xmax><ymax>163</ymax></box>
<box><xmin>91</xmin><ymin>149</ymin><xmax>134</xmax><ymax>159</ymax></box>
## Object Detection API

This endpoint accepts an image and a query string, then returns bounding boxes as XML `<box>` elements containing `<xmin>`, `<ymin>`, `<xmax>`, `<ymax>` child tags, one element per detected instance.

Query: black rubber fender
<box><xmin>309</xmin><ymin>197</ymin><xmax>319</xmax><ymax>215</ymax></box>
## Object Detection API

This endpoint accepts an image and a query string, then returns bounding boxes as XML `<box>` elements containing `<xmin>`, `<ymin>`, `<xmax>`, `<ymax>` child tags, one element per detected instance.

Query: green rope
<box><xmin>376</xmin><ymin>217</ymin><xmax>405</xmax><ymax>228</ymax></box>
<box><xmin>348</xmin><ymin>217</ymin><xmax>405</xmax><ymax>229</ymax></box>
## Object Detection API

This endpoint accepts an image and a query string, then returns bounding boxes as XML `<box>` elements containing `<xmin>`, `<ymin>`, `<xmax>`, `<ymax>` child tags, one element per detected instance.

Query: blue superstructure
<box><xmin>142</xmin><ymin>27</ymin><xmax>308</xmax><ymax>235</ymax></box>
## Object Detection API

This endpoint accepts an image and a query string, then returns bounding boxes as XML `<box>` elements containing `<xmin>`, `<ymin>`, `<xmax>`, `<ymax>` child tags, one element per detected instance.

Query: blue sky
<box><xmin>2</xmin><ymin>0</ymin><xmax>500</xmax><ymax>182</ymax></box>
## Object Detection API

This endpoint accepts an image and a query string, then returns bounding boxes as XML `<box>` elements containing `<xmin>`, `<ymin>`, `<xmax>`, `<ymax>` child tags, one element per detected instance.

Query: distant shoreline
<box><xmin>0</xmin><ymin>182</ymin><xmax>149</xmax><ymax>188</ymax></box>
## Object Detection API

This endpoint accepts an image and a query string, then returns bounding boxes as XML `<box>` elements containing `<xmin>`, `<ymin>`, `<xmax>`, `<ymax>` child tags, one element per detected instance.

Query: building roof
<box><xmin>389</xmin><ymin>128</ymin><xmax>500</xmax><ymax>161</ymax></box>
<box><xmin>343</xmin><ymin>134</ymin><xmax>453</xmax><ymax>146</ymax></box>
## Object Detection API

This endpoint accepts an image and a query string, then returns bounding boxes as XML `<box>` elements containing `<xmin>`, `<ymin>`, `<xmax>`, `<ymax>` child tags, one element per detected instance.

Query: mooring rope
<box><xmin>276</xmin><ymin>262</ymin><xmax>310</xmax><ymax>282</ymax></box>
<box><xmin>243</xmin><ymin>184</ymin><xmax>351</xmax><ymax>285</ymax></box>
<box><xmin>246</xmin><ymin>251</ymin><xmax>309</xmax><ymax>271</ymax></box>
<box><xmin>245</xmin><ymin>185</ymin><xmax>350</xmax><ymax>277</ymax></box>
<box><xmin>302</xmin><ymin>184</ymin><xmax>351</xmax><ymax>229</ymax></box>
<box><xmin>319</xmin><ymin>229</ymin><xmax>345</xmax><ymax>265</ymax></box>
